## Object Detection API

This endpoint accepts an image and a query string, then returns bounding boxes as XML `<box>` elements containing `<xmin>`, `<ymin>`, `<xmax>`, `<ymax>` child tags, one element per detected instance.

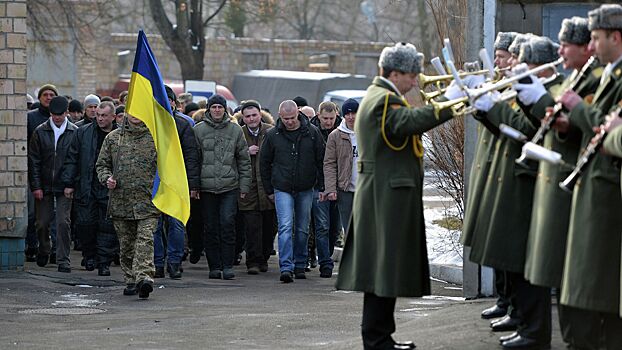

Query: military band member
<box><xmin>335</xmin><ymin>42</ymin><xmax>461</xmax><ymax>350</ymax></box>
<box><xmin>470</xmin><ymin>35</ymin><xmax>564</xmax><ymax>349</ymax></box>
<box><xmin>461</xmin><ymin>31</ymin><xmax>517</xmax><ymax>322</ymax></box>
<box><xmin>556</xmin><ymin>4</ymin><xmax>622</xmax><ymax>348</ymax></box>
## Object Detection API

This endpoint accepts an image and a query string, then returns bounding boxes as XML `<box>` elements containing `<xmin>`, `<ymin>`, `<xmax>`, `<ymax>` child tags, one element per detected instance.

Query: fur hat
<box><xmin>37</xmin><ymin>84</ymin><xmax>58</xmax><ymax>99</ymax></box>
<box><xmin>240</xmin><ymin>99</ymin><xmax>262</xmax><ymax>113</ymax></box>
<box><xmin>518</xmin><ymin>36</ymin><xmax>560</xmax><ymax>65</ymax></box>
<box><xmin>178</xmin><ymin>92</ymin><xmax>193</xmax><ymax>104</ymax></box>
<box><xmin>83</xmin><ymin>94</ymin><xmax>100</xmax><ymax>107</ymax></box>
<box><xmin>559</xmin><ymin>17</ymin><xmax>591</xmax><ymax>45</ymax></box>
<box><xmin>207</xmin><ymin>94</ymin><xmax>227</xmax><ymax>109</ymax></box>
<box><xmin>49</xmin><ymin>96</ymin><xmax>69</xmax><ymax>115</ymax></box>
<box><xmin>508</xmin><ymin>34</ymin><xmax>532</xmax><ymax>57</ymax></box>
<box><xmin>588</xmin><ymin>4</ymin><xmax>622</xmax><ymax>31</ymax></box>
<box><xmin>378</xmin><ymin>42</ymin><xmax>424</xmax><ymax>74</ymax></box>
<box><xmin>494</xmin><ymin>32</ymin><xmax>518</xmax><ymax>52</ymax></box>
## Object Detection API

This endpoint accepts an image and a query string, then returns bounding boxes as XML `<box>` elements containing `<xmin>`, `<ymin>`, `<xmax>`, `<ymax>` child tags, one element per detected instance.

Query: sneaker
<box><xmin>294</xmin><ymin>268</ymin><xmax>306</xmax><ymax>279</ymax></box>
<box><xmin>189</xmin><ymin>251</ymin><xmax>202</xmax><ymax>264</ymax></box>
<box><xmin>123</xmin><ymin>284</ymin><xmax>137</xmax><ymax>296</ymax></box>
<box><xmin>208</xmin><ymin>270</ymin><xmax>222</xmax><ymax>279</ymax></box>
<box><xmin>57</xmin><ymin>264</ymin><xmax>71</xmax><ymax>273</ymax></box>
<box><xmin>49</xmin><ymin>253</ymin><xmax>56</xmax><ymax>265</ymax></box>
<box><xmin>98</xmin><ymin>264</ymin><xmax>111</xmax><ymax>276</ymax></box>
<box><xmin>319</xmin><ymin>267</ymin><xmax>333</xmax><ymax>278</ymax></box>
<box><xmin>154</xmin><ymin>266</ymin><xmax>165</xmax><ymax>278</ymax></box>
<box><xmin>247</xmin><ymin>266</ymin><xmax>260</xmax><ymax>275</ymax></box>
<box><xmin>223</xmin><ymin>268</ymin><xmax>235</xmax><ymax>280</ymax></box>
<box><xmin>36</xmin><ymin>254</ymin><xmax>48</xmax><ymax>267</ymax></box>
<box><xmin>85</xmin><ymin>258</ymin><xmax>96</xmax><ymax>271</ymax></box>
<box><xmin>280</xmin><ymin>271</ymin><xmax>294</xmax><ymax>283</ymax></box>
<box><xmin>259</xmin><ymin>264</ymin><xmax>269</xmax><ymax>273</ymax></box>
<box><xmin>137</xmin><ymin>280</ymin><xmax>153</xmax><ymax>299</ymax></box>
<box><xmin>168</xmin><ymin>263</ymin><xmax>182</xmax><ymax>279</ymax></box>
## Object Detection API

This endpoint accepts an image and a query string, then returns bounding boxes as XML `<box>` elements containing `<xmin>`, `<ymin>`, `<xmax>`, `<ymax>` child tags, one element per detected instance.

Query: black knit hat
<box><xmin>115</xmin><ymin>105</ymin><xmax>125</xmax><ymax>115</ymax></box>
<box><xmin>38</xmin><ymin>84</ymin><xmax>59</xmax><ymax>99</ymax></box>
<box><xmin>164</xmin><ymin>85</ymin><xmax>176</xmax><ymax>102</ymax></box>
<box><xmin>341</xmin><ymin>98</ymin><xmax>359</xmax><ymax>115</ymax></box>
<box><xmin>293</xmin><ymin>96</ymin><xmax>308</xmax><ymax>107</ymax></box>
<box><xmin>184</xmin><ymin>102</ymin><xmax>199</xmax><ymax>115</ymax></box>
<box><xmin>240</xmin><ymin>99</ymin><xmax>262</xmax><ymax>113</ymax></box>
<box><xmin>207</xmin><ymin>94</ymin><xmax>227</xmax><ymax>109</ymax></box>
<box><xmin>68</xmin><ymin>99</ymin><xmax>83</xmax><ymax>113</ymax></box>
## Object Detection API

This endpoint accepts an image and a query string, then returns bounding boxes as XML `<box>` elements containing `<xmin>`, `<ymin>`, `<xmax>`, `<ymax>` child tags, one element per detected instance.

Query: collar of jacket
<box><xmin>204</xmin><ymin>112</ymin><xmax>230</xmax><ymax>129</ymax></box>
<box><xmin>41</xmin><ymin>119</ymin><xmax>77</xmax><ymax>132</ymax></box>
<box><xmin>122</xmin><ymin>121</ymin><xmax>149</xmax><ymax>134</ymax></box>
<box><xmin>373</xmin><ymin>76</ymin><xmax>400</xmax><ymax>95</ymax></box>
<box><xmin>310</xmin><ymin>114</ymin><xmax>342</xmax><ymax>133</ymax></box>
<box><xmin>276</xmin><ymin>112</ymin><xmax>310</xmax><ymax>134</ymax></box>
<box><xmin>38</xmin><ymin>106</ymin><xmax>50</xmax><ymax>117</ymax></box>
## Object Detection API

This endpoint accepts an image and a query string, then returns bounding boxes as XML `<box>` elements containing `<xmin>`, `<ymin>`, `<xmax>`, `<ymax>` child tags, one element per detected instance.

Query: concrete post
<box><xmin>0</xmin><ymin>0</ymin><xmax>28</xmax><ymax>270</ymax></box>
<box><xmin>462</xmin><ymin>0</ymin><xmax>496</xmax><ymax>298</ymax></box>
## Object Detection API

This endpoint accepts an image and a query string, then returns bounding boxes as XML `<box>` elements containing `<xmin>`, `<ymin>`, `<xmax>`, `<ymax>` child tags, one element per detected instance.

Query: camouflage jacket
<box><xmin>96</xmin><ymin>121</ymin><xmax>160</xmax><ymax>220</ymax></box>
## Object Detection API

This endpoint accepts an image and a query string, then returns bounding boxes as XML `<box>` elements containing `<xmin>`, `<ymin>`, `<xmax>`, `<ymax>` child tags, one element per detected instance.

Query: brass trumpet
<box><xmin>418</xmin><ymin>69</ymin><xmax>492</xmax><ymax>90</ymax></box>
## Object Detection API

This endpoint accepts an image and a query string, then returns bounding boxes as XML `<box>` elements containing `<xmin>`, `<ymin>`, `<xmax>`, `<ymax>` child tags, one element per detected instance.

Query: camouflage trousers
<box><xmin>113</xmin><ymin>217</ymin><xmax>157</xmax><ymax>285</ymax></box>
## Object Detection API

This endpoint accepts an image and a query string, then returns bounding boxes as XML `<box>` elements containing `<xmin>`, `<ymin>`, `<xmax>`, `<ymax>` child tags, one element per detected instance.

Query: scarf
<box><xmin>50</xmin><ymin>117</ymin><xmax>68</xmax><ymax>150</ymax></box>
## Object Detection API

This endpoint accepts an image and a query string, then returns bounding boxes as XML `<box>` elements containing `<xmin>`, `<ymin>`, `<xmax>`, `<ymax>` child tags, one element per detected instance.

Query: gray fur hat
<box><xmin>494</xmin><ymin>32</ymin><xmax>518</xmax><ymax>52</ymax></box>
<box><xmin>559</xmin><ymin>17</ymin><xmax>591</xmax><ymax>45</ymax></box>
<box><xmin>588</xmin><ymin>4</ymin><xmax>622</xmax><ymax>31</ymax></box>
<box><xmin>518</xmin><ymin>36</ymin><xmax>560</xmax><ymax>65</ymax></box>
<box><xmin>508</xmin><ymin>34</ymin><xmax>532</xmax><ymax>57</ymax></box>
<box><xmin>378</xmin><ymin>42</ymin><xmax>424</xmax><ymax>74</ymax></box>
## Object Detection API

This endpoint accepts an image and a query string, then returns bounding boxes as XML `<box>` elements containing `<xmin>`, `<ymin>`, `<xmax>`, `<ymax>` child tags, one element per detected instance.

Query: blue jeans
<box><xmin>311</xmin><ymin>190</ymin><xmax>334</xmax><ymax>270</ymax></box>
<box><xmin>274</xmin><ymin>189</ymin><xmax>313</xmax><ymax>272</ymax></box>
<box><xmin>154</xmin><ymin>214</ymin><xmax>186</xmax><ymax>267</ymax></box>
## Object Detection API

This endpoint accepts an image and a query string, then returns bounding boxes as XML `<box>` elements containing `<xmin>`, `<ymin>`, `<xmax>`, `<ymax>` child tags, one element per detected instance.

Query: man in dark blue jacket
<box><xmin>260</xmin><ymin>100</ymin><xmax>325</xmax><ymax>282</ymax></box>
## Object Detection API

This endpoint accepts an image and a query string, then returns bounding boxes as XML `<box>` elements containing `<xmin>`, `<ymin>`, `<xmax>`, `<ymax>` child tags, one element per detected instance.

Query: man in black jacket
<box><xmin>25</xmin><ymin>84</ymin><xmax>58</xmax><ymax>262</ymax></box>
<box><xmin>260</xmin><ymin>100</ymin><xmax>325</xmax><ymax>282</ymax></box>
<box><xmin>62</xmin><ymin>101</ymin><xmax>118</xmax><ymax>275</ymax></box>
<box><xmin>29</xmin><ymin>96</ymin><xmax>77</xmax><ymax>272</ymax></box>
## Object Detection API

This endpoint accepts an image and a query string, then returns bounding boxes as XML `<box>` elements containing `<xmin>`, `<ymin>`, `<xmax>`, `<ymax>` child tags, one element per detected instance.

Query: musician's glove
<box><xmin>463</xmin><ymin>74</ymin><xmax>486</xmax><ymax>89</ymax></box>
<box><xmin>514</xmin><ymin>75</ymin><xmax>547</xmax><ymax>106</ymax></box>
<box><xmin>443</xmin><ymin>81</ymin><xmax>466</xmax><ymax>100</ymax></box>
<box><xmin>473</xmin><ymin>91</ymin><xmax>500</xmax><ymax>113</ymax></box>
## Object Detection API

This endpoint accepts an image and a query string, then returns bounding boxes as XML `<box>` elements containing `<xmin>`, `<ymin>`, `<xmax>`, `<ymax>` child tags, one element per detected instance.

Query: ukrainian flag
<box><xmin>126</xmin><ymin>30</ymin><xmax>190</xmax><ymax>224</ymax></box>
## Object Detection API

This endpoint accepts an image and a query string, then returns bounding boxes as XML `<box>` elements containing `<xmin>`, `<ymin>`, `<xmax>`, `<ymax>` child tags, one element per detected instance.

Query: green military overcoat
<box><xmin>561</xmin><ymin>60</ymin><xmax>622</xmax><ymax>314</ymax></box>
<box><xmin>335</xmin><ymin>77</ymin><xmax>453</xmax><ymax>298</ymax></box>
<box><xmin>524</xmin><ymin>64</ymin><xmax>602</xmax><ymax>288</ymax></box>
<box><xmin>603</xmin><ymin>123</ymin><xmax>622</xmax><ymax>318</ymax></box>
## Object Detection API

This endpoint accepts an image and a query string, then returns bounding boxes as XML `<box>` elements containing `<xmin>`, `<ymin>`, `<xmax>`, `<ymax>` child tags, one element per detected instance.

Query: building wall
<box><xmin>0</xmin><ymin>0</ymin><xmax>28</xmax><ymax>270</ymax></box>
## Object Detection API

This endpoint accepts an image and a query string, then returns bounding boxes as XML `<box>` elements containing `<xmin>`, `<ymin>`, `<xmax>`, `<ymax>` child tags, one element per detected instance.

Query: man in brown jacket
<box><xmin>323</xmin><ymin>98</ymin><xmax>359</xmax><ymax>235</ymax></box>
<box><xmin>238</xmin><ymin>100</ymin><xmax>276</xmax><ymax>274</ymax></box>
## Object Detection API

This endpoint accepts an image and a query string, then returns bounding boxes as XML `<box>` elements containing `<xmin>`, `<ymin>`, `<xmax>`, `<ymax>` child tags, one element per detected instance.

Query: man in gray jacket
<box><xmin>194</xmin><ymin>94</ymin><xmax>251</xmax><ymax>280</ymax></box>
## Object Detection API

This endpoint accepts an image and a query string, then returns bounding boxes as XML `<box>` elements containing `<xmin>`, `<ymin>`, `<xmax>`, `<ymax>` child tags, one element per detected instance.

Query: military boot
<box><xmin>168</xmin><ymin>263</ymin><xmax>182</xmax><ymax>279</ymax></box>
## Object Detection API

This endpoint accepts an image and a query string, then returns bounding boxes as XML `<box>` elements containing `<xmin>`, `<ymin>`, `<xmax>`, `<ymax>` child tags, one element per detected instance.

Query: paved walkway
<box><xmin>0</xmin><ymin>250</ymin><xmax>567</xmax><ymax>349</ymax></box>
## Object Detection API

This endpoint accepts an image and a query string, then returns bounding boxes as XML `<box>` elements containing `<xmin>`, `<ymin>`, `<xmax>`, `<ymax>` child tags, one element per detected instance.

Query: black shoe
<box><xmin>25</xmin><ymin>247</ymin><xmax>37</xmax><ymax>262</ymax></box>
<box><xmin>223</xmin><ymin>268</ymin><xmax>235</xmax><ymax>280</ymax></box>
<box><xmin>294</xmin><ymin>268</ymin><xmax>306</xmax><ymax>279</ymax></box>
<box><xmin>491</xmin><ymin>315</ymin><xmax>521</xmax><ymax>332</ymax></box>
<box><xmin>259</xmin><ymin>264</ymin><xmax>268</xmax><ymax>272</ymax></box>
<box><xmin>49</xmin><ymin>253</ymin><xmax>56</xmax><ymax>264</ymax></box>
<box><xmin>36</xmin><ymin>254</ymin><xmax>48</xmax><ymax>267</ymax></box>
<box><xmin>113</xmin><ymin>255</ymin><xmax>120</xmax><ymax>266</ymax></box>
<box><xmin>501</xmin><ymin>335</ymin><xmax>550</xmax><ymax>349</ymax></box>
<box><xmin>123</xmin><ymin>284</ymin><xmax>137</xmax><ymax>296</ymax></box>
<box><xmin>137</xmin><ymin>280</ymin><xmax>153</xmax><ymax>299</ymax></box>
<box><xmin>57</xmin><ymin>264</ymin><xmax>71</xmax><ymax>273</ymax></box>
<box><xmin>499</xmin><ymin>332</ymin><xmax>519</xmax><ymax>344</ymax></box>
<box><xmin>319</xmin><ymin>267</ymin><xmax>333</xmax><ymax>278</ymax></box>
<box><xmin>85</xmin><ymin>258</ymin><xmax>96</xmax><ymax>271</ymax></box>
<box><xmin>234</xmin><ymin>254</ymin><xmax>242</xmax><ymax>266</ymax></box>
<box><xmin>154</xmin><ymin>266</ymin><xmax>165</xmax><ymax>278</ymax></box>
<box><xmin>394</xmin><ymin>340</ymin><xmax>416</xmax><ymax>349</ymax></box>
<box><xmin>81</xmin><ymin>258</ymin><xmax>86</xmax><ymax>267</ymax></box>
<box><xmin>310</xmin><ymin>259</ymin><xmax>318</xmax><ymax>269</ymax></box>
<box><xmin>270</xmin><ymin>249</ymin><xmax>276</xmax><ymax>256</ymax></box>
<box><xmin>98</xmin><ymin>264</ymin><xmax>110</xmax><ymax>276</ymax></box>
<box><xmin>73</xmin><ymin>241</ymin><xmax>82</xmax><ymax>251</ymax></box>
<box><xmin>247</xmin><ymin>266</ymin><xmax>260</xmax><ymax>275</ymax></box>
<box><xmin>181</xmin><ymin>250</ymin><xmax>188</xmax><ymax>262</ymax></box>
<box><xmin>481</xmin><ymin>304</ymin><xmax>508</xmax><ymax>319</ymax></box>
<box><xmin>189</xmin><ymin>251</ymin><xmax>201</xmax><ymax>264</ymax></box>
<box><xmin>208</xmin><ymin>270</ymin><xmax>222</xmax><ymax>279</ymax></box>
<box><xmin>280</xmin><ymin>271</ymin><xmax>293</xmax><ymax>283</ymax></box>
<box><xmin>168</xmin><ymin>263</ymin><xmax>182</xmax><ymax>279</ymax></box>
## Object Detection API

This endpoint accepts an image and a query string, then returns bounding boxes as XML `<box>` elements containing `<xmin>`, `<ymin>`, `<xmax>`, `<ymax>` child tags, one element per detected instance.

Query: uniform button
<box><xmin>497</xmin><ymin>176</ymin><xmax>502</xmax><ymax>183</ymax></box>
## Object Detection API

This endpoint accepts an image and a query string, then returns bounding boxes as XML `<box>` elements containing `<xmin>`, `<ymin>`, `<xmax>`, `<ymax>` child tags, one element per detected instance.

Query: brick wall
<box><xmin>0</xmin><ymin>0</ymin><xmax>27</xmax><ymax>270</ymax></box>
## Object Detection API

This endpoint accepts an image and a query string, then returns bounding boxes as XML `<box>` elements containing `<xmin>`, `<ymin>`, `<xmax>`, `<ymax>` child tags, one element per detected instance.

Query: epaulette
<box><xmin>591</xmin><ymin>66</ymin><xmax>604</xmax><ymax>79</ymax></box>
<box><xmin>614</xmin><ymin>67</ymin><xmax>622</xmax><ymax>79</ymax></box>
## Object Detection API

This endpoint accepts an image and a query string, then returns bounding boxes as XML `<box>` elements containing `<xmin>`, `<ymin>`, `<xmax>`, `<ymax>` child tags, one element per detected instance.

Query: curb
<box><xmin>430</xmin><ymin>263</ymin><xmax>463</xmax><ymax>285</ymax></box>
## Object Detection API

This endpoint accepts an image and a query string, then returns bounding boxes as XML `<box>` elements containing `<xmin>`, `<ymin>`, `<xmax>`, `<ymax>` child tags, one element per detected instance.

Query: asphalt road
<box><xmin>0</xmin><ymin>250</ymin><xmax>567</xmax><ymax>349</ymax></box>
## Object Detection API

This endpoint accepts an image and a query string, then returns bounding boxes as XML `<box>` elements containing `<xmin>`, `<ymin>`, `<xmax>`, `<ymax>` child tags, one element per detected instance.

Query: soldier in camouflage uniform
<box><xmin>96</xmin><ymin>115</ymin><xmax>160</xmax><ymax>299</ymax></box>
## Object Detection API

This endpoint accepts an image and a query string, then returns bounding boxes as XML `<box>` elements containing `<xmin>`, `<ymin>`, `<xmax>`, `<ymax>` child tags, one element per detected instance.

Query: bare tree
<box><xmin>148</xmin><ymin>0</ymin><xmax>227</xmax><ymax>81</ymax></box>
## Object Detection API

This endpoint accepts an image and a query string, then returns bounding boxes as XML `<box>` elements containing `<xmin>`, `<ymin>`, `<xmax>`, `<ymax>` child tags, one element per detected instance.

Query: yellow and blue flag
<box><xmin>126</xmin><ymin>30</ymin><xmax>190</xmax><ymax>224</ymax></box>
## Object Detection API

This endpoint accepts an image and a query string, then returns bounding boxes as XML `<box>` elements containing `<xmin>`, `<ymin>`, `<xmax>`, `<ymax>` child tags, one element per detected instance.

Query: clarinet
<box><xmin>559</xmin><ymin>103</ymin><xmax>622</xmax><ymax>193</ymax></box>
<box><xmin>532</xmin><ymin>56</ymin><xmax>596</xmax><ymax>146</ymax></box>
